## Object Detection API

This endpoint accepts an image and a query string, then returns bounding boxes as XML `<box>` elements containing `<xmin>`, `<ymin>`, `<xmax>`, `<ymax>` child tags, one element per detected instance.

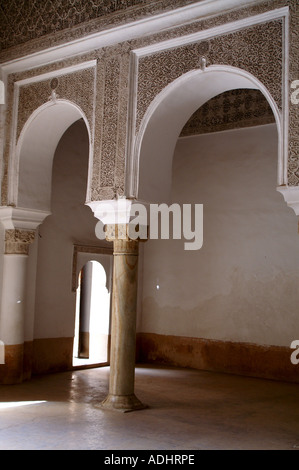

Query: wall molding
<box><xmin>0</xmin><ymin>0</ymin><xmax>261</xmax><ymax>71</ymax></box>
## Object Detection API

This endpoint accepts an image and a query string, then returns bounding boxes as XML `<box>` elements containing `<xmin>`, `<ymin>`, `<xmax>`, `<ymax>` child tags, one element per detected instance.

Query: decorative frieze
<box><xmin>99</xmin><ymin>57</ymin><xmax>121</xmax><ymax>189</ymax></box>
<box><xmin>92</xmin><ymin>46</ymin><xmax>130</xmax><ymax>200</ymax></box>
<box><xmin>0</xmin><ymin>0</ymin><xmax>197</xmax><ymax>58</ymax></box>
<box><xmin>180</xmin><ymin>89</ymin><xmax>275</xmax><ymax>137</ymax></box>
<box><xmin>17</xmin><ymin>66</ymin><xmax>96</xmax><ymax>141</ymax></box>
<box><xmin>5</xmin><ymin>229</ymin><xmax>36</xmax><ymax>255</ymax></box>
<box><xmin>288</xmin><ymin>2</ymin><xmax>299</xmax><ymax>185</ymax></box>
<box><xmin>136</xmin><ymin>20</ymin><xmax>283</xmax><ymax>133</ymax></box>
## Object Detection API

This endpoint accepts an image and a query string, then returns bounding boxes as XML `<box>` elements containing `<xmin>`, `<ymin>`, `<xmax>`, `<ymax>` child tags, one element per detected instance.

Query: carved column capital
<box><xmin>5</xmin><ymin>229</ymin><xmax>36</xmax><ymax>255</ymax></box>
<box><xmin>105</xmin><ymin>224</ymin><xmax>139</xmax><ymax>256</ymax></box>
<box><xmin>105</xmin><ymin>223</ymin><xmax>129</xmax><ymax>241</ymax></box>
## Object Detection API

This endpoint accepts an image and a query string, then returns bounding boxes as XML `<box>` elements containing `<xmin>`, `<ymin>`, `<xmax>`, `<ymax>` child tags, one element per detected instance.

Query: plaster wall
<box><xmin>140</xmin><ymin>123</ymin><xmax>299</xmax><ymax>348</ymax></box>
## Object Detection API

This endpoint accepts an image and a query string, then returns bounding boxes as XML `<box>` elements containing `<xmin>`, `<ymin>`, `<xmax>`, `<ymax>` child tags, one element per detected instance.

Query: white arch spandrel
<box><xmin>131</xmin><ymin>65</ymin><xmax>282</xmax><ymax>204</ymax></box>
<box><xmin>14</xmin><ymin>99</ymin><xmax>92</xmax><ymax>213</ymax></box>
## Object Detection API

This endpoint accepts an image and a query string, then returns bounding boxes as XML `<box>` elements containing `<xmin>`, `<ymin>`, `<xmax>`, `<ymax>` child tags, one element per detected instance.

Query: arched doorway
<box><xmin>73</xmin><ymin>260</ymin><xmax>111</xmax><ymax>367</ymax></box>
<box><xmin>135</xmin><ymin>66</ymin><xmax>299</xmax><ymax>380</ymax></box>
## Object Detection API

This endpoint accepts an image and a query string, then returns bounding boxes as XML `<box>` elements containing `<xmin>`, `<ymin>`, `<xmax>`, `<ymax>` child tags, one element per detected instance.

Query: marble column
<box><xmin>100</xmin><ymin>224</ymin><xmax>146</xmax><ymax>412</ymax></box>
<box><xmin>0</xmin><ymin>228</ymin><xmax>36</xmax><ymax>384</ymax></box>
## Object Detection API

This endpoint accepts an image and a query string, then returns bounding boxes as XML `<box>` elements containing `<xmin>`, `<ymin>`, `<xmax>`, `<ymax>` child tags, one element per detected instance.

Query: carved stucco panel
<box><xmin>0</xmin><ymin>0</ymin><xmax>197</xmax><ymax>56</ymax></box>
<box><xmin>98</xmin><ymin>56</ymin><xmax>120</xmax><ymax>190</ymax></box>
<box><xmin>91</xmin><ymin>46</ymin><xmax>130</xmax><ymax>201</ymax></box>
<box><xmin>17</xmin><ymin>67</ymin><xmax>96</xmax><ymax>141</ymax></box>
<box><xmin>288</xmin><ymin>2</ymin><xmax>299</xmax><ymax>185</ymax></box>
<box><xmin>0</xmin><ymin>0</ymin><xmax>292</xmax><ymax>65</ymax></box>
<box><xmin>136</xmin><ymin>20</ymin><xmax>283</xmax><ymax>133</ymax></box>
<box><xmin>89</xmin><ymin>18</ymin><xmax>286</xmax><ymax>201</ymax></box>
<box><xmin>5</xmin><ymin>229</ymin><xmax>36</xmax><ymax>255</ymax></box>
<box><xmin>1</xmin><ymin>1</ymin><xmax>298</xmax><ymax>206</ymax></box>
<box><xmin>1</xmin><ymin>76</ymin><xmax>17</xmax><ymax>205</ymax></box>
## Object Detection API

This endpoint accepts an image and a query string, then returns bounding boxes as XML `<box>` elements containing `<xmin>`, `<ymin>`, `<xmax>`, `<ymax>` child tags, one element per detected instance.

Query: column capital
<box><xmin>5</xmin><ymin>228</ymin><xmax>36</xmax><ymax>255</ymax></box>
<box><xmin>0</xmin><ymin>207</ymin><xmax>51</xmax><ymax>230</ymax></box>
<box><xmin>87</xmin><ymin>199</ymin><xmax>132</xmax><ymax>226</ymax></box>
<box><xmin>0</xmin><ymin>207</ymin><xmax>50</xmax><ymax>255</ymax></box>
<box><xmin>105</xmin><ymin>223</ymin><xmax>130</xmax><ymax>241</ymax></box>
<box><xmin>87</xmin><ymin>198</ymin><xmax>149</xmax><ymax>242</ymax></box>
<box><xmin>105</xmin><ymin>223</ymin><xmax>148</xmax><ymax>247</ymax></box>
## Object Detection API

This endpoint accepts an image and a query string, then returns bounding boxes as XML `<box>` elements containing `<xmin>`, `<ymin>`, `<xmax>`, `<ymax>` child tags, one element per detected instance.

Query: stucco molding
<box><xmin>276</xmin><ymin>186</ymin><xmax>299</xmax><ymax>216</ymax></box>
<box><xmin>0</xmin><ymin>206</ymin><xmax>50</xmax><ymax>255</ymax></box>
<box><xmin>0</xmin><ymin>207</ymin><xmax>51</xmax><ymax>231</ymax></box>
<box><xmin>0</xmin><ymin>0</ymin><xmax>262</xmax><ymax>65</ymax></box>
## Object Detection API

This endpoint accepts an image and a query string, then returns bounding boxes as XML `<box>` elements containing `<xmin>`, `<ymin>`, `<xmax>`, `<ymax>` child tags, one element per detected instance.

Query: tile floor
<box><xmin>0</xmin><ymin>364</ymin><xmax>299</xmax><ymax>450</ymax></box>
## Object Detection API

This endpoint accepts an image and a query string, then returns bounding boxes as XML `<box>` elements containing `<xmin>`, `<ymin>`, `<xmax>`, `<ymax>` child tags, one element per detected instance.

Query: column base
<box><xmin>98</xmin><ymin>393</ymin><xmax>147</xmax><ymax>413</ymax></box>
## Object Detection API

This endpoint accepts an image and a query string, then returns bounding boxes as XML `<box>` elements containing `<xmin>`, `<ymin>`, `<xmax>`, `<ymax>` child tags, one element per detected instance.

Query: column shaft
<box><xmin>100</xmin><ymin>226</ymin><xmax>146</xmax><ymax>411</ymax></box>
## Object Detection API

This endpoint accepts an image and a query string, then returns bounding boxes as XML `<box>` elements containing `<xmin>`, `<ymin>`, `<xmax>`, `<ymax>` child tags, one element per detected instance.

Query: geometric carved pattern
<box><xmin>17</xmin><ymin>67</ymin><xmax>95</xmax><ymax>140</ymax></box>
<box><xmin>91</xmin><ymin>47</ymin><xmax>131</xmax><ymax>201</ymax></box>
<box><xmin>1</xmin><ymin>0</ymin><xmax>298</xmax><ymax>201</ymax></box>
<box><xmin>137</xmin><ymin>20</ymin><xmax>283</xmax><ymax>132</ymax></box>
<box><xmin>180</xmin><ymin>89</ymin><xmax>275</xmax><ymax>137</ymax></box>
<box><xmin>99</xmin><ymin>58</ymin><xmax>121</xmax><ymax>188</ymax></box>
<box><xmin>0</xmin><ymin>0</ymin><xmax>147</xmax><ymax>50</ymax></box>
<box><xmin>288</xmin><ymin>1</ymin><xmax>299</xmax><ymax>185</ymax></box>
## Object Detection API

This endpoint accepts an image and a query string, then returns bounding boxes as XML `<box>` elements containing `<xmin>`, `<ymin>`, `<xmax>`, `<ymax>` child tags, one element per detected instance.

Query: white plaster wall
<box><xmin>140</xmin><ymin>124</ymin><xmax>299</xmax><ymax>347</ymax></box>
<box><xmin>33</xmin><ymin>120</ymin><xmax>111</xmax><ymax>339</ymax></box>
<box><xmin>25</xmin><ymin>238</ymin><xmax>38</xmax><ymax>342</ymax></box>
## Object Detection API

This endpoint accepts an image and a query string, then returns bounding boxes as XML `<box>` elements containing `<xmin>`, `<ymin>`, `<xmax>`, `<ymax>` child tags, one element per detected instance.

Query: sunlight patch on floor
<box><xmin>0</xmin><ymin>401</ymin><xmax>47</xmax><ymax>410</ymax></box>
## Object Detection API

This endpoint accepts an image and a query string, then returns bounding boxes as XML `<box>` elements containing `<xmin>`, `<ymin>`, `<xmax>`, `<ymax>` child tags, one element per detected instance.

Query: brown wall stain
<box><xmin>2</xmin><ymin>334</ymin><xmax>298</xmax><ymax>385</ymax></box>
<box><xmin>0</xmin><ymin>344</ymin><xmax>24</xmax><ymax>384</ymax></box>
<box><xmin>136</xmin><ymin>333</ymin><xmax>299</xmax><ymax>384</ymax></box>
<box><xmin>0</xmin><ymin>339</ymin><xmax>73</xmax><ymax>384</ymax></box>
<box><xmin>32</xmin><ymin>338</ymin><xmax>73</xmax><ymax>376</ymax></box>
<box><xmin>23</xmin><ymin>341</ymin><xmax>33</xmax><ymax>381</ymax></box>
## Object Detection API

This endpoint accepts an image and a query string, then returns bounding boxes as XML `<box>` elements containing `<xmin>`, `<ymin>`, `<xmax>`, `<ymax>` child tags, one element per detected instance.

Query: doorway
<box><xmin>73</xmin><ymin>259</ymin><xmax>112</xmax><ymax>367</ymax></box>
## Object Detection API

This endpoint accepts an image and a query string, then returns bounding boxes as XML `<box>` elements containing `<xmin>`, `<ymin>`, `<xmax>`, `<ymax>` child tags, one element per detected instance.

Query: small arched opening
<box><xmin>73</xmin><ymin>260</ymin><xmax>111</xmax><ymax>367</ymax></box>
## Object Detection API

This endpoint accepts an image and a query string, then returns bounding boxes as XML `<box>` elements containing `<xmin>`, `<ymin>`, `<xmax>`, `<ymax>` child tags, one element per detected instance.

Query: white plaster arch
<box><xmin>130</xmin><ymin>65</ymin><xmax>282</xmax><ymax>204</ymax></box>
<box><xmin>13</xmin><ymin>99</ymin><xmax>92</xmax><ymax>213</ymax></box>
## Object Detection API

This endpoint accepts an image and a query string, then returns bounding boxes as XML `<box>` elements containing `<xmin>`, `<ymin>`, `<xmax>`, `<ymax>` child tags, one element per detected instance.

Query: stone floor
<box><xmin>0</xmin><ymin>364</ymin><xmax>299</xmax><ymax>450</ymax></box>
